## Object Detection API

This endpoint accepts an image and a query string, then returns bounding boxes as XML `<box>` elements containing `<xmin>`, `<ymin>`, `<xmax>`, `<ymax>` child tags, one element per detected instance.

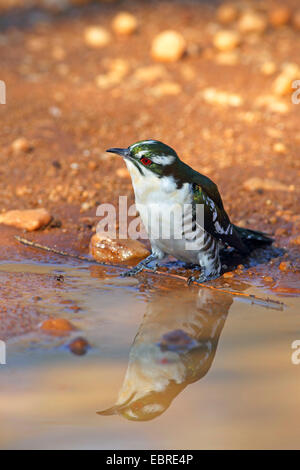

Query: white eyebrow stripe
<box><xmin>136</xmin><ymin>150</ymin><xmax>149</xmax><ymax>158</ymax></box>
<box><xmin>150</xmin><ymin>154</ymin><xmax>176</xmax><ymax>165</ymax></box>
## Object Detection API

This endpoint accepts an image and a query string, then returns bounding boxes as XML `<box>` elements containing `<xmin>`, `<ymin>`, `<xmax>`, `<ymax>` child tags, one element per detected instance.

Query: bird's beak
<box><xmin>97</xmin><ymin>406</ymin><xmax>118</xmax><ymax>416</ymax></box>
<box><xmin>106</xmin><ymin>147</ymin><xmax>130</xmax><ymax>159</ymax></box>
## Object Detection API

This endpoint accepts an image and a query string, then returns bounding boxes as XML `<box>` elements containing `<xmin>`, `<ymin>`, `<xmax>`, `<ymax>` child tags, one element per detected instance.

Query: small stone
<box><xmin>84</xmin><ymin>26</ymin><xmax>111</xmax><ymax>48</ymax></box>
<box><xmin>49</xmin><ymin>106</ymin><xmax>61</xmax><ymax>118</ymax></box>
<box><xmin>68</xmin><ymin>337</ymin><xmax>90</xmax><ymax>355</ymax></box>
<box><xmin>112</xmin><ymin>11</ymin><xmax>138</xmax><ymax>35</ymax></box>
<box><xmin>272</xmin><ymin>63</ymin><xmax>300</xmax><ymax>96</ymax></box>
<box><xmin>90</xmin><ymin>232</ymin><xmax>150</xmax><ymax>263</ymax></box>
<box><xmin>96</xmin><ymin>58</ymin><xmax>129</xmax><ymax>88</ymax></box>
<box><xmin>11</xmin><ymin>137</ymin><xmax>32</xmax><ymax>154</ymax></box>
<box><xmin>243</xmin><ymin>177</ymin><xmax>290</xmax><ymax>192</ymax></box>
<box><xmin>216</xmin><ymin>3</ymin><xmax>239</xmax><ymax>24</ymax></box>
<box><xmin>41</xmin><ymin>318</ymin><xmax>75</xmax><ymax>336</ymax></box>
<box><xmin>88</xmin><ymin>161</ymin><xmax>98</xmax><ymax>170</ymax></box>
<box><xmin>151</xmin><ymin>30</ymin><xmax>186</xmax><ymax>63</ymax></box>
<box><xmin>279</xmin><ymin>261</ymin><xmax>291</xmax><ymax>272</ymax></box>
<box><xmin>133</xmin><ymin>64</ymin><xmax>167</xmax><ymax>82</ymax></box>
<box><xmin>223</xmin><ymin>271</ymin><xmax>234</xmax><ymax>278</ymax></box>
<box><xmin>261</xmin><ymin>61</ymin><xmax>276</xmax><ymax>76</ymax></box>
<box><xmin>80</xmin><ymin>201</ymin><xmax>93</xmax><ymax>212</ymax></box>
<box><xmin>269</xmin><ymin>6</ymin><xmax>291</xmax><ymax>27</ymax></box>
<box><xmin>203</xmin><ymin>87</ymin><xmax>243</xmax><ymax>107</ymax></box>
<box><xmin>272</xmin><ymin>74</ymin><xmax>294</xmax><ymax>96</ymax></box>
<box><xmin>215</xmin><ymin>51</ymin><xmax>238</xmax><ymax>65</ymax></box>
<box><xmin>273</xmin><ymin>142</ymin><xmax>287</xmax><ymax>154</ymax></box>
<box><xmin>15</xmin><ymin>185</ymin><xmax>32</xmax><ymax>197</ymax></box>
<box><xmin>150</xmin><ymin>81</ymin><xmax>182</xmax><ymax>97</ymax></box>
<box><xmin>0</xmin><ymin>208</ymin><xmax>52</xmax><ymax>231</ymax></box>
<box><xmin>292</xmin><ymin>10</ymin><xmax>300</xmax><ymax>30</ymax></box>
<box><xmin>255</xmin><ymin>94</ymin><xmax>289</xmax><ymax>113</ymax></box>
<box><xmin>213</xmin><ymin>30</ymin><xmax>240</xmax><ymax>51</ymax></box>
<box><xmin>52</xmin><ymin>160</ymin><xmax>62</xmax><ymax>169</ymax></box>
<box><xmin>269</xmin><ymin>216</ymin><xmax>277</xmax><ymax>224</ymax></box>
<box><xmin>238</xmin><ymin>11</ymin><xmax>267</xmax><ymax>34</ymax></box>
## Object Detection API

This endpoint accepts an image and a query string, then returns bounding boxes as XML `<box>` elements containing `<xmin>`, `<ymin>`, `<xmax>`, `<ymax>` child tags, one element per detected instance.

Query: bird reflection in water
<box><xmin>98</xmin><ymin>284</ymin><xmax>234</xmax><ymax>421</ymax></box>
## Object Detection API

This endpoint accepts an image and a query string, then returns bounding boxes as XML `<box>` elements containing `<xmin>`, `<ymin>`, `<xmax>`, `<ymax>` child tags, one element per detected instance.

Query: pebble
<box><xmin>0</xmin><ymin>208</ymin><xmax>52</xmax><ymax>231</ymax></box>
<box><xmin>273</xmin><ymin>142</ymin><xmax>287</xmax><ymax>154</ymax></box>
<box><xmin>112</xmin><ymin>11</ymin><xmax>138</xmax><ymax>35</ymax></box>
<box><xmin>216</xmin><ymin>3</ymin><xmax>239</xmax><ymax>24</ymax></box>
<box><xmin>213</xmin><ymin>30</ymin><xmax>240</xmax><ymax>51</ymax></box>
<box><xmin>41</xmin><ymin>318</ymin><xmax>75</xmax><ymax>336</ymax></box>
<box><xmin>90</xmin><ymin>232</ymin><xmax>150</xmax><ymax>263</ymax></box>
<box><xmin>96</xmin><ymin>58</ymin><xmax>129</xmax><ymax>89</ymax></box>
<box><xmin>84</xmin><ymin>26</ymin><xmax>111</xmax><ymax>48</ymax></box>
<box><xmin>215</xmin><ymin>51</ymin><xmax>239</xmax><ymax>65</ymax></box>
<box><xmin>269</xmin><ymin>7</ymin><xmax>291</xmax><ymax>27</ymax></box>
<box><xmin>203</xmin><ymin>87</ymin><xmax>243</xmax><ymax>107</ymax></box>
<box><xmin>134</xmin><ymin>64</ymin><xmax>167</xmax><ymax>82</ymax></box>
<box><xmin>272</xmin><ymin>63</ymin><xmax>300</xmax><ymax>96</ymax></box>
<box><xmin>151</xmin><ymin>30</ymin><xmax>186</xmax><ymax>62</ymax></box>
<box><xmin>243</xmin><ymin>177</ymin><xmax>289</xmax><ymax>192</ymax></box>
<box><xmin>223</xmin><ymin>271</ymin><xmax>234</xmax><ymax>278</ymax></box>
<box><xmin>68</xmin><ymin>337</ymin><xmax>90</xmax><ymax>355</ymax></box>
<box><xmin>260</xmin><ymin>61</ymin><xmax>276</xmax><ymax>76</ymax></box>
<box><xmin>150</xmin><ymin>81</ymin><xmax>182</xmax><ymax>97</ymax></box>
<box><xmin>255</xmin><ymin>94</ymin><xmax>289</xmax><ymax>113</ymax></box>
<box><xmin>279</xmin><ymin>261</ymin><xmax>291</xmax><ymax>272</ymax></box>
<box><xmin>238</xmin><ymin>11</ymin><xmax>267</xmax><ymax>34</ymax></box>
<box><xmin>11</xmin><ymin>137</ymin><xmax>32</xmax><ymax>154</ymax></box>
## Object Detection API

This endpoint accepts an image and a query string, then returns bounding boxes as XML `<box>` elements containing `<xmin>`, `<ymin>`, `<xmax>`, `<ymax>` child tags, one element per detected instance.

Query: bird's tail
<box><xmin>234</xmin><ymin>225</ymin><xmax>273</xmax><ymax>247</ymax></box>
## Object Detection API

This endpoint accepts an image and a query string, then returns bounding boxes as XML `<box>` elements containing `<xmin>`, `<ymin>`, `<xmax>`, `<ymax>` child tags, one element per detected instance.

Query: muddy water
<box><xmin>0</xmin><ymin>262</ymin><xmax>300</xmax><ymax>450</ymax></box>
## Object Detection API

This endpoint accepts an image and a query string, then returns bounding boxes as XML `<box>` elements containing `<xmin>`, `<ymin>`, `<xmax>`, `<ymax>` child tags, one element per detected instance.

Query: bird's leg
<box><xmin>187</xmin><ymin>270</ymin><xmax>221</xmax><ymax>285</ymax></box>
<box><xmin>121</xmin><ymin>253</ymin><xmax>159</xmax><ymax>278</ymax></box>
<box><xmin>187</xmin><ymin>243</ymin><xmax>222</xmax><ymax>284</ymax></box>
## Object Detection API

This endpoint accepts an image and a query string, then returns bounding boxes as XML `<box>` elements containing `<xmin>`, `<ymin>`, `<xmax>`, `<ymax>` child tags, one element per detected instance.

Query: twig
<box><xmin>15</xmin><ymin>235</ymin><xmax>285</xmax><ymax>310</ymax></box>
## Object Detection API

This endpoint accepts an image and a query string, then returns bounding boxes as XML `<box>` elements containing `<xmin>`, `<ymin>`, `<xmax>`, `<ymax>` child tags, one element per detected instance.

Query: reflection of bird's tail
<box><xmin>234</xmin><ymin>225</ymin><xmax>273</xmax><ymax>248</ymax></box>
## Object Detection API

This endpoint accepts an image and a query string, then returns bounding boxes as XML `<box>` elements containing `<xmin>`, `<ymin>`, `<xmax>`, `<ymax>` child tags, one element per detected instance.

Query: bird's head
<box><xmin>106</xmin><ymin>140</ymin><xmax>179</xmax><ymax>178</ymax></box>
<box><xmin>97</xmin><ymin>391</ymin><xmax>170</xmax><ymax>422</ymax></box>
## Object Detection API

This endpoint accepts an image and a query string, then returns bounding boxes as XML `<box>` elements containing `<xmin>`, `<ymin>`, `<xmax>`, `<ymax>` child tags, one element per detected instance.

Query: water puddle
<box><xmin>0</xmin><ymin>261</ymin><xmax>299</xmax><ymax>449</ymax></box>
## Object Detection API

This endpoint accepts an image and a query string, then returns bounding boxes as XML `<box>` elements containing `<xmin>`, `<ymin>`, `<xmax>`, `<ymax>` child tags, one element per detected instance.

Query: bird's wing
<box><xmin>191</xmin><ymin>178</ymin><xmax>249</xmax><ymax>254</ymax></box>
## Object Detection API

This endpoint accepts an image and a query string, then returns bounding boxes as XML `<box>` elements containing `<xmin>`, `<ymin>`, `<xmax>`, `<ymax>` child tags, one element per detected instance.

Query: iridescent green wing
<box><xmin>192</xmin><ymin>182</ymin><xmax>249</xmax><ymax>254</ymax></box>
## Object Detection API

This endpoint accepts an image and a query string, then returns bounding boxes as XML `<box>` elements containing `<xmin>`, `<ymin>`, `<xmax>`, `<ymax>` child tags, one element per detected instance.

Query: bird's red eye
<box><xmin>140</xmin><ymin>157</ymin><xmax>152</xmax><ymax>166</ymax></box>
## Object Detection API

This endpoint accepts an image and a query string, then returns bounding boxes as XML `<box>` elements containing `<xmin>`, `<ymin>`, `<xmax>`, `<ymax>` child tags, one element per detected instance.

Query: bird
<box><xmin>97</xmin><ymin>285</ymin><xmax>233</xmax><ymax>421</ymax></box>
<box><xmin>106</xmin><ymin>140</ymin><xmax>273</xmax><ymax>283</ymax></box>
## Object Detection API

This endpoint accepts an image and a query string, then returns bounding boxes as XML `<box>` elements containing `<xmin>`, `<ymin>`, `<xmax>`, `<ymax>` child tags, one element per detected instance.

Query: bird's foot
<box><xmin>121</xmin><ymin>259</ymin><xmax>157</xmax><ymax>278</ymax></box>
<box><xmin>187</xmin><ymin>272</ymin><xmax>220</xmax><ymax>285</ymax></box>
<box><xmin>121</xmin><ymin>265</ymin><xmax>143</xmax><ymax>278</ymax></box>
